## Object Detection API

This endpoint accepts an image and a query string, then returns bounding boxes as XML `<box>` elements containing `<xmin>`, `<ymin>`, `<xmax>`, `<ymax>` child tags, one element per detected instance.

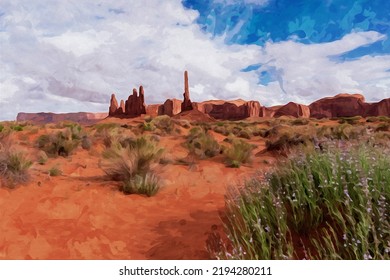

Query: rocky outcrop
<box><xmin>158</xmin><ymin>99</ymin><xmax>182</xmax><ymax>117</ymax></box>
<box><xmin>259</xmin><ymin>106</ymin><xmax>281</xmax><ymax>117</ymax></box>
<box><xmin>274</xmin><ymin>102</ymin><xmax>310</xmax><ymax>118</ymax></box>
<box><xmin>193</xmin><ymin>99</ymin><xmax>261</xmax><ymax>120</ymax></box>
<box><xmin>309</xmin><ymin>94</ymin><xmax>367</xmax><ymax>118</ymax></box>
<box><xmin>119</xmin><ymin>100</ymin><xmax>125</xmax><ymax>114</ymax></box>
<box><xmin>181</xmin><ymin>71</ymin><xmax>193</xmax><ymax>111</ymax></box>
<box><xmin>124</xmin><ymin>86</ymin><xmax>147</xmax><ymax>117</ymax></box>
<box><xmin>365</xmin><ymin>98</ymin><xmax>390</xmax><ymax>117</ymax></box>
<box><xmin>146</xmin><ymin>104</ymin><xmax>160</xmax><ymax>117</ymax></box>
<box><xmin>246</xmin><ymin>101</ymin><xmax>261</xmax><ymax>117</ymax></box>
<box><xmin>109</xmin><ymin>94</ymin><xmax>119</xmax><ymax>116</ymax></box>
<box><xmin>16</xmin><ymin>112</ymin><xmax>108</xmax><ymax>124</ymax></box>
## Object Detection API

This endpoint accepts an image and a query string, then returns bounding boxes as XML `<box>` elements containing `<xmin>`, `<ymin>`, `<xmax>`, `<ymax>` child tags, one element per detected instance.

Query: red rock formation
<box><xmin>245</xmin><ymin>101</ymin><xmax>261</xmax><ymax>117</ymax></box>
<box><xmin>259</xmin><ymin>106</ymin><xmax>281</xmax><ymax>117</ymax></box>
<box><xmin>173</xmin><ymin>109</ymin><xmax>215</xmax><ymax>122</ymax></box>
<box><xmin>124</xmin><ymin>87</ymin><xmax>147</xmax><ymax>117</ymax></box>
<box><xmin>274</xmin><ymin>102</ymin><xmax>310</xmax><ymax>118</ymax></box>
<box><xmin>146</xmin><ymin>104</ymin><xmax>160</xmax><ymax>117</ymax></box>
<box><xmin>309</xmin><ymin>93</ymin><xmax>367</xmax><ymax>118</ymax></box>
<box><xmin>193</xmin><ymin>99</ymin><xmax>260</xmax><ymax>120</ymax></box>
<box><xmin>139</xmin><ymin>86</ymin><xmax>147</xmax><ymax>114</ymax></box>
<box><xmin>181</xmin><ymin>71</ymin><xmax>193</xmax><ymax>111</ymax></box>
<box><xmin>158</xmin><ymin>99</ymin><xmax>182</xmax><ymax>117</ymax></box>
<box><xmin>16</xmin><ymin>112</ymin><xmax>108</xmax><ymax>125</ymax></box>
<box><xmin>118</xmin><ymin>100</ymin><xmax>125</xmax><ymax>114</ymax></box>
<box><xmin>109</xmin><ymin>94</ymin><xmax>118</xmax><ymax>116</ymax></box>
<box><xmin>365</xmin><ymin>98</ymin><xmax>390</xmax><ymax>117</ymax></box>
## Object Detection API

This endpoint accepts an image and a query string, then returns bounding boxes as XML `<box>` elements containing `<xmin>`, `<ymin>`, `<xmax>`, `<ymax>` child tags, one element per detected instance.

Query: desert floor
<box><xmin>0</xmin><ymin>115</ymin><xmax>383</xmax><ymax>259</ymax></box>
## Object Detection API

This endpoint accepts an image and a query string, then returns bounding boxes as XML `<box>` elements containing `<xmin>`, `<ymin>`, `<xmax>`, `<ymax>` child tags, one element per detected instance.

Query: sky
<box><xmin>1</xmin><ymin>0</ymin><xmax>390</xmax><ymax>120</ymax></box>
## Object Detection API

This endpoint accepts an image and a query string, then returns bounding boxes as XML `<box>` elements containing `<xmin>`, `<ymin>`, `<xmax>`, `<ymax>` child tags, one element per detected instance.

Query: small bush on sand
<box><xmin>224</xmin><ymin>139</ymin><xmax>254</xmax><ymax>168</ymax></box>
<box><xmin>291</xmin><ymin>118</ymin><xmax>309</xmax><ymax>126</ymax></box>
<box><xmin>0</xmin><ymin>136</ymin><xmax>32</xmax><ymax>187</ymax></box>
<box><xmin>122</xmin><ymin>172</ymin><xmax>160</xmax><ymax>197</ymax></box>
<box><xmin>150</xmin><ymin>115</ymin><xmax>174</xmax><ymax>135</ymax></box>
<box><xmin>36</xmin><ymin>128</ymin><xmax>80</xmax><ymax>157</ymax></box>
<box><xmin>186</xmin><ymin>127</ymin><xmax>220</xmax><ymax>158</ymax></box>
<box><xmin>81</xmin><ymin>135</ymin><xmax>92</xmax><ymax>150</ymax></box>
<box><xmin>266</xmin><ymin>133</ymin><xmax>313</xmax><ymax>154</ymax></box>
<box><xmin>101</xmin><ymin>137</ymin><xmax>163</xmax><ymax>196</ymax></box>
<box><xmin>48</xmin><ymin>166</ymin><xmax>62</xmax><ymax>176</ymax></box>
<box><xmin>338</xmin><ymin>116</ymin><xmax>361</xmax><ymax>125</ymax></box>
<box><xmin>37</xmin><ymin>151</ymin><xmax>48</xmax><ymax>165</ymax></box>
<box><xmin>212</xmin><ymin>144</ymin><xmax>390</xmax><ymax>260</ymax></box>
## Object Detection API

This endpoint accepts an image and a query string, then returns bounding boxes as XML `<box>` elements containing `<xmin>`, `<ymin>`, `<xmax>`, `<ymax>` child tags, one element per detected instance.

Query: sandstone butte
<box><xmin>16</xmin><ymin>72</ymin><xmax>390</xmax><ymax>123</ymax></box>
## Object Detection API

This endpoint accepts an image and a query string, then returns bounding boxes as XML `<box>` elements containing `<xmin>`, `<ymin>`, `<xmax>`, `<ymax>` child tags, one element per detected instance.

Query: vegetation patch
<box><xmin>186</xmin><ymin>127</ymin><xmax>221</xmax><ymax>158</ymax></box>
<box><xmin>212</xmin><ymin>144</ymin><xmax>390</xmax><ymax>259</ymax></box>
<box><xmin>224</xmin><ymin>139</ymin><xmax>254</xmax><ymax>168</ymax></box>
<box><xmin>101</xmin><ymin>136</ymin><xmax>163</xmax><ymax>196</ymax></box>
<box><xmin>0</xmin><ymin>134</ymin><xmax>32</xmax><ymax>187</ymax></box>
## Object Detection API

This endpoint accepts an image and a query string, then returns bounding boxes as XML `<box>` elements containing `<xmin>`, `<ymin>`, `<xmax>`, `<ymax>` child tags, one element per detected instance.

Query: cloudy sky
<box><xmin>1</xmin><ymin>0</ymin><xmax>390</xmax><ymax>120</ymax></box>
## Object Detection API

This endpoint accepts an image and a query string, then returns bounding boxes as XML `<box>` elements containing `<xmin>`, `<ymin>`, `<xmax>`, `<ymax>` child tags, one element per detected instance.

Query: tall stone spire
<box><xmin>181</xmin><ymin>70</ymin><xmax>193</xmax><ymax>111</ymax></box>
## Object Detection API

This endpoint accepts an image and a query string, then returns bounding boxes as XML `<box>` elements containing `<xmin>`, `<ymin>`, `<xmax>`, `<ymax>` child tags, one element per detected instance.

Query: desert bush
<box><xmin>0</xmin><ymin>136</ymin><xmax>32</xmax><ymax>187</ymax></box>
<box><xmin>0</xmin><ymin>124</ymin><xmax>4</xmax><ymax>132</ymax></box>
<box><xmin>375</xmin><ymin>123</ymin><xmax>389</xmax><ymax>132</ymax></box>
<box><xmin>224</xmin><ymin>139</ymin><xmax>254</xmax><ymax>168</ymax></box>
<box><xmin>150</xmin><ymin>115</ymin><xmax>174</xmax><ymax>135</ymax></box>
<box><xmin>36</xmin><ymin>128</ymin><xmax>80</xmax><ymax>157</ymax></box>
<box><xmin>81</xmin><ymin>135</ymin><xmax>92</xmax><ymax>150</ymax></box>
<box><xmin>186</xmin><ymin>127</ymin><xmax>220</xmax><ymax>158</ymax></box>
<box><xmin>338</xmin><ymin>116</ymin><xmax>362</xmax><ymax>125</ymax></box>
<box><xmin>48</xmin><ymin>166</ymin><xmax>62</xmax><ymax>176</ymax></box>
<box><xmin>94</xmin><ymin>123</ymin><xmax>120</xmax><ymax>132</ymax></box>
<box><xmin>122</xmin><ymin>172</ymin><xmax>160</xmax><ymax>197</ymax></box>
<box><xmin>291</xmin><ymin>118</ymin><xmax>309</xmax><ymax>126</ymax></box>
<box><xmin>37</xmin><ymin>151</ymin><xmax>48</xmax><ymax>165</ymax></box>
<box><xmin>213</xmin><ymin>144</ymin><xmax>390</xmax><ymax>260</ymax></box>
<box><xmin>101</xmin><ymin>136</ymin><xmax>163</xmax><ymax>182</ymax></box>
<box><xmin>266</xmin><ymin>133</ymin><xmax>313</xmax><ymax>154</ymax></box>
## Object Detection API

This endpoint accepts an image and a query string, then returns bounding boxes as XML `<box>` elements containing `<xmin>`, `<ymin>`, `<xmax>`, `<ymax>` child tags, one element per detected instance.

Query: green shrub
<box><xmin>291</xmin><ymin>118</ymin><xmax>309</xmax><ymax>126</ymax></box>
<box><xmin>214</xmin><ymin>144</ymin><xmax>390</xmax><ymax>260</ymax></box>
<box><xmin>101</xmin><ymin>136</ymin><xmax>163</xmax><ymax>181</ymax></box>
<box><xmin>0</xmin><ymin>140</ymin><xmax>32</xmax><ymax>187</ymax></box>
<box><xmin>48</xmin><ymin>166</ymin><xmax>62</xmax><ymax>176</ymax></box>
<box><xmin>81</xmin><ymin>136</ymin><xmax>92</xmax><ymax>150</ymax></box>
<box><xmin>266</xmin><ymin>133</ymin><xmax>313</xmax><ymax>154</ymax></box>
<box><xmin>186</xmin><ymin>127</ymin><xmax>220</xmax><ymax>158</ymax></box>
<box><xmin>0</xmin><ymin>124</ymin><xmax>4</xmax><ymax>132</ymax></box>
<box><xmin>224</xmin><ymin>139</ymin><xmax>254</xmax><ymax>168</ymax></box>
<box><xmin>338</xmin><ymin>116</ymin><xmax>361</xmax><ymax>125</ymax></box>
<box><xmin>150</xmin><ymin>115</ymin><xmax>174</xmax><ymax>135</ymax></box>
<box><xmin>36</xmin><ymin>128</ymin><xmax>80</xmax><ymax>157</ymax></box>
<box><xmin>122</xmin><ymin>172</ymin><xmax>160</xmax><ymax>197</ymax></box>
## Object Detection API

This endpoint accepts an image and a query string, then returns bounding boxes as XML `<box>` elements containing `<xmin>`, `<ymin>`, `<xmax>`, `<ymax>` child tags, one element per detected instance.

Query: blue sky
<box><xmin>1</xmin><ymin>0</ymin><xmax>389</xmax><ymax>120</ymax></box>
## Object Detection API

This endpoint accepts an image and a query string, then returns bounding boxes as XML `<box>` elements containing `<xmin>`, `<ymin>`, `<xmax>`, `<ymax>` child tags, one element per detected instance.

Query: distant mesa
<box><xmin>16</xmin><ymin>112</ymin><xmax>108</xmax><ymax>124</ymax></box>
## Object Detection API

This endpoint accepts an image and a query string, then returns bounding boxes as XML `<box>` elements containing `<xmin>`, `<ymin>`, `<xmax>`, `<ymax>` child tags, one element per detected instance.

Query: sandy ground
<box><xmin>0</xmin><ymin>119</ymin><xmax>276</xmax><ymax>260</ymax></box>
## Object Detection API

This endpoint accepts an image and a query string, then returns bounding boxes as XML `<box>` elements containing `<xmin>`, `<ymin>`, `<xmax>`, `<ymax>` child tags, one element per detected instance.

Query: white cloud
<box><xmin>254</xmin><ymin>31</ymin><xmax>390</xmax><ymax>105</ymax></box>
<box><xmin>0</xmin><ymin>0</ymin><xmax>262</xmax><ymax>120</ymax></box>
<box><xmin>0</xmin><ymin>1</ymin><xmax>389</xmax><ymax>121</ymax></box>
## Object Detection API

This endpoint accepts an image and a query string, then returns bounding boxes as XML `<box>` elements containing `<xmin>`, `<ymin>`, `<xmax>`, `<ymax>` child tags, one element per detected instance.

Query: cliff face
<box><xmin>158</xmin><ymin>99</ymin><xmax>182</xmax><ymax>117</ymax></box>
<box><xmin>193</xmin><ymin>99</ymin><xmax>261</xmax><ymax>120</ymax></box>
<box><xmin>309</xmin><ymin>94</ymin><xmax>367</xmax><ymax>118</ymax></box>
<box><xmin>274</xmin><ymin>102</ymin><xmax>310</xmax><ymax>118</ymax></box>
